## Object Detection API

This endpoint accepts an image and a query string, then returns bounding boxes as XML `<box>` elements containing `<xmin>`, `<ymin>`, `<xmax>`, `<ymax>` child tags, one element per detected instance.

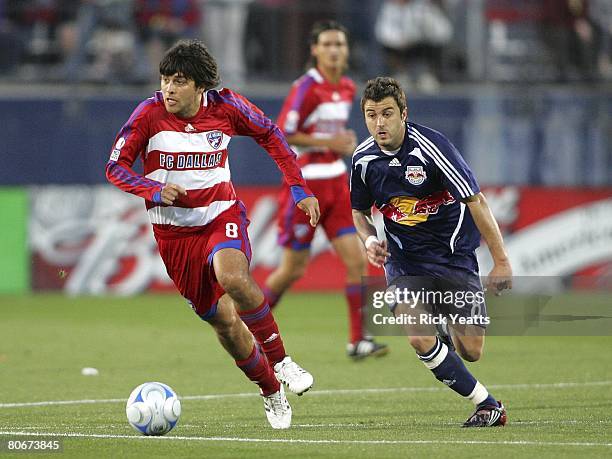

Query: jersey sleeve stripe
<box><xmin>354</xmin><ymin>154</ymin><xmax>378</xmax><ymax>182</ymax></box>
<box><xmin>289</xmin><ymin>76</ymin><xmax>315</xmax><ymax>112</ymax></box>
<box><xmin>220</xmin><ymin>94</ymin><xmax>298</xmax><ymax>155</ymax></box>
<box><xmin>449</xmin><ymin>202</ymin><xmax>466</xmax><ymax>253</ymax></box>
<box><xmin>353</xmin><ymin>139</ymin><xmax>375</xmax><ymax>156</ymax></box>
<box><xmin>410</xmin><ymin>127</ymin><xmax>474</xmax><ymax>198</ymax></box>
<box><xmin>108</xmin><ymin>162</ymin><xmax>162</xmax><ymax>190</ymax></box>
<box><xmin>353</xmin><ymin>136</ymin><xmax>374</xmax><ymax>154</ymax></box>
<box><xmin>116</xmin><ymin>97</ymin><xmax>156</xmax><ymax>141</ymax></box>
<box><xmin>219</xmin><ymin>93</ymin><xmax>270</xmax><ymax>130</ymax></box>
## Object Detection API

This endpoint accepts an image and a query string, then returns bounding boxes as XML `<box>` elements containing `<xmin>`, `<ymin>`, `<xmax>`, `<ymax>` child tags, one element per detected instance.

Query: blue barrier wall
<box><xmin>1</xmin><ymin>90</ymin><xmax>610</xmax><ymax>186</ymax></box>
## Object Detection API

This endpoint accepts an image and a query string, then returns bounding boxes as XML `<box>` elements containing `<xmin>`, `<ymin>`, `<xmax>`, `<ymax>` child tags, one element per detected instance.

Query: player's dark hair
<box><xmin>309</xmin><ymin>20</ymin><xmax>349</xmax><ymax>46</ymax></box>
<box><xmin>361</xmin><ymin>77</ymin><xmax>407</xmax><ymax>114</ymax></box>
<box><xmin>159</xmin><ymin>40</ymin><xmax>220</xmax><ymax>89</ymax></box>
<box><xmin>307</xmin><ymin>19</ymin><xmax>349</xmax><ymax>69</ymax></box>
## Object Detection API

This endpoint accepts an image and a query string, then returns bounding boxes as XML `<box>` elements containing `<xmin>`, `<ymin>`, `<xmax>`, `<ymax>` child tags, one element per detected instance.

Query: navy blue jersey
<box><xmin>350</xmin><ymin>122</ymin><xmax>481</xmax><ymax>271</ymax></box>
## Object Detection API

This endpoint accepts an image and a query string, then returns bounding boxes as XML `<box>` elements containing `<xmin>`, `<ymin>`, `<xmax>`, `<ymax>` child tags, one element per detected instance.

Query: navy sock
<box><xmin>418</xmin><ymin>337</ymin><xmax>496</xmax><ymax>406</ymax></box>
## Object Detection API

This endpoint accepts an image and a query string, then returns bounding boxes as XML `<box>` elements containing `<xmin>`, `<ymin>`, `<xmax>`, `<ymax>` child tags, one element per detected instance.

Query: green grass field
<box><xmin>1</xmin><ymin>293</ymin><xmax>611</xmax><ymax>458</ymax></box>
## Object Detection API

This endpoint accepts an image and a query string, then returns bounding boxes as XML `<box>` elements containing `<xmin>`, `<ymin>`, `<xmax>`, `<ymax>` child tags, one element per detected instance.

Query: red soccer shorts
<box><xmin>155</xmin><ymin>202</ymin><xmax>251</xmax><ymax>320</ymax></box>
<box><xmin>277</xmin><ymin>172</ymin><xmax>356</xmax><ymax>250</ymax></box>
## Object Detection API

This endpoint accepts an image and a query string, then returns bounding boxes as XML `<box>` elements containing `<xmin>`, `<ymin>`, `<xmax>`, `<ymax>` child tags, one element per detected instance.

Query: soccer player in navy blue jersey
<box><xmin>351</xmin><ymin>77</ymin><xmax>512</xmax><ymax>427</ymax></box>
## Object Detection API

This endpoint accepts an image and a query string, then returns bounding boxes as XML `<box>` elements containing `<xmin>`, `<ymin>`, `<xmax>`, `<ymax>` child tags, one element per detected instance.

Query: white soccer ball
<box><xmin>126</xmin><ymin>382</ymin><xmax>181</xmax><ymax>436</ymax></box>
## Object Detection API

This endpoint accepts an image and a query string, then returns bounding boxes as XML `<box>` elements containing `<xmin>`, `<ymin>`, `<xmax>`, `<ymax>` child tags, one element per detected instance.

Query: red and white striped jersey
<box><xmin>106</xmin><ymin>88</ymin><xmax>311</xmax><ymax>239</ymax></box>
<box><xmin>277</xmin><ymin>68</ymin><xmax>355</xmax><ymax>180</ymax></box>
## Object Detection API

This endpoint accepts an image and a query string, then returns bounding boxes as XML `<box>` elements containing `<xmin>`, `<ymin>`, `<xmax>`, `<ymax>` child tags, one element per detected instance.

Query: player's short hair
<box><xmin>309</xmin><ymin>20</ymin><xmax>349</xmax><ymax>46</ymax></box>
<box><xmin>159</xmin><ymin>40</ymin><xmax>220</xmax><ymax>89</ymax></box>
<box><xmin>361</xmin><ymin>77</ymin><xmax>407</xmax><ymax>114</ymax></box>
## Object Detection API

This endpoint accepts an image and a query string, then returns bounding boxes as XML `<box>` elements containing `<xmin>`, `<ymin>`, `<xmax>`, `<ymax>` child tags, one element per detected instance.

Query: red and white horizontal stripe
<box><xmin>302</xmin><ymin>101</ymin><xmax>351</xmax><ymax>130</ymax></box>
<box><xmin>301</xmin><ymin>159</ymin><xmax>347</xmax><ymax>180</ymax></box>
<box><xmin>145</xmin><ymin>162</ymin><xmax>231</xmax><ymax>190</ymax></box>
<box><xmin>146</xmin><ymin>130</ymin><xmax>231</xmax><ymax>154</ymax></box>
<box><xmin>143</xmin><ymin>129</ymin><xmax>235</xmax><ymax>227</ymax></box>
<box><xmin>148</xmin><ymin>200</ymin><xmax>236</xmax><ymax>227</ymax></box>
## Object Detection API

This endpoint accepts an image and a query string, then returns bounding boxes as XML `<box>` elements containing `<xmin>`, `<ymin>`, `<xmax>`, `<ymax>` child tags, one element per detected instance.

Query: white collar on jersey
<box><xmin>307</xmin><ymin>68</ymin><xmax>325</xmax><ymax>83</ymax></box>
<box><xmin>380</xmin><ymin>147</ymin><xmax>401</xmax><ymax>156</ymax></box>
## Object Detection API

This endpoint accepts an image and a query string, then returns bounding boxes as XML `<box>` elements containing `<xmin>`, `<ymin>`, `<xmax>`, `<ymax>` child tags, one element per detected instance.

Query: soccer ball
<box><xmin>125</xmin><ymin>382</ymin><xmax>181</xmax><ymax>436</ymax></box>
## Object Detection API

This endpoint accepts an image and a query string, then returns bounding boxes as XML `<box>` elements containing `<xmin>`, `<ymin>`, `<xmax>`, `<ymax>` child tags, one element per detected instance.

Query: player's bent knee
<box><xmin>207</xmin><ymin>300</ymin><xmax>239</xmax><ymax>334</ymax></box>
<box><xmin>460</xmin><ymin>347</ymin><xmax>482</xmax><ymax>362</ymax></box>
<box><xmin>287</xmin><ymin>264</ymin><xmax>307</xmax><ymax>282</ymax></box>
<box><xmin>454</xmin><ymin>334</ymin><xmax>484</xmax><ymax>361</ymax></box>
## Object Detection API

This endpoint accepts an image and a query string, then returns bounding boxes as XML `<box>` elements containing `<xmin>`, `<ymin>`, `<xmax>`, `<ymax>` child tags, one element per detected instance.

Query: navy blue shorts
<box><xmin>384</xmin><ymin>260</ymin><xmax>488</xmax><ymax>328</ymax></box>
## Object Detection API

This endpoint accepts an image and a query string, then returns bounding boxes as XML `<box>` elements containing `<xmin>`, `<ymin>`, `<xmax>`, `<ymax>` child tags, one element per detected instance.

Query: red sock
<box><xmin>346</xmin><ymin>284</ymin><xmax>364</xmax><ymax>344</ymax></box>
<box><xmin>239</xmin><ymin>300</ymin><xmax>286</xmax><ymax>366</ymax></box>
<box><xmin>235</xmin><ymin>344</ymin><xmax>280</xmax><ymax>396</ymax></box>
<box><xmin>262</xmin><ymin>287</ymin><xmax>282</xmax><ymax>310</ymax></box>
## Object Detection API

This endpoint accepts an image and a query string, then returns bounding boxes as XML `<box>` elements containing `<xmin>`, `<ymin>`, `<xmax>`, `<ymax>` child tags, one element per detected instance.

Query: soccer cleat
<box><xmin>346</xmin><ymin>338</ymin><xmax>390</xmax><ymax>360</ymax></box>
<box><xmin>262</xmin><ymin>385</ymin><xmax>292</xmax><ymax>429</ymax></box>
<box><xmin>462</xmin><ymin>401</ymin><xmax>507</xmax><ymax>427</ymax></box>
<box><xmin>274</xmin><ymin>356</ymin><xmax>314</xmax><ymax>396</ymax></box>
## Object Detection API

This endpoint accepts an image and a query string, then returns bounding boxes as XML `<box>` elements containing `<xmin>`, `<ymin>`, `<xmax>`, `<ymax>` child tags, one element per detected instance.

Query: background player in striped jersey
<box><xmin>351</xmin><ymin>77</ymin><xmax>512</xmax><ymax>427</ymax></box>
<box><xmin>263</xmin><ymin>20</ymin><xmax>388</xmax><ymax>360</ymax></box>
<box><xmin>106</xmin><ymin>40</ymin><xmax>320</xmax><ymax>429</ymax></box>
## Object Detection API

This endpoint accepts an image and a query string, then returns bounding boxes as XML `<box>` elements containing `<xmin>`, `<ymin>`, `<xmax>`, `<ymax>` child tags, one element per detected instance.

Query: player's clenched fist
<box><xmin>364</xmin><ymin>236</ymin><xmax>390</xmax><ymax>268</ymax></box>
<box><xmin>160</xmin><ymin>183</ymin><xmax>187</xmax><ymax>205</ymax></box>
<box><xmin>329</xmin><ymin>129</ymin><xmax>358</xmax><ymax>156</ymax></box>
<box><xmin>297</xmin><ymin>196</ymin><xmax>320</xmax><ymax>227</ymax></box>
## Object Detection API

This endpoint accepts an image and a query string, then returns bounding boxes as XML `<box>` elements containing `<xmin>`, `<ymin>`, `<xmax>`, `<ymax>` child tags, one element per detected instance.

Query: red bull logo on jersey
<box><xmin>206</xmin><ymin>130</ymin><xmax>223</xmax><ymax>150</ymax></box>
<box><xmin>379</xmin><ymin>190</ymin><xmax>456</xmax><ymax>226</ymax></box>
<box><xmin>405</xmin><ymin>166</ymin><xmax>427</xmax><ymax>185</ymax></box>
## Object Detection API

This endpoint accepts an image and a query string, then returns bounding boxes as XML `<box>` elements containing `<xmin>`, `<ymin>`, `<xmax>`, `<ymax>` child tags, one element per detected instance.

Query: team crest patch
<box><xmin>405</xmin><ymin>166</ymin><xmax>427</xmax><ymax>185</ymax></box>
<box><xmin>206</xmin><ymin>130</ymin><xmax>223</xmax><ymax>149</ymax></box>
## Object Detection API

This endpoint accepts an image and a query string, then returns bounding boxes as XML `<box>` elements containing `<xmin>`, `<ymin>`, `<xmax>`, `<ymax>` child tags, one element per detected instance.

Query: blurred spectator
<box><xmin>337</xmin><ymin>0</ymin><xmax>385</xmax><ymax>79</ymax></box>
<box><xmin>541</xmin><ymin>0</ymin><xmax>597</xmax><ymax>82</ymax></box>
<box><xmin>588</xmin><ymin>0</ymin><xmax>612</xmax><ymax>79</ymax></box>
<box><xmin>5</xmin><ymin>0</ymin><xmax>79</xmax><ymax>74</ymax></box>
<box><xmin>135</xmin><ymin>0</ymin><xmax>201</xmax><ymax>77</ymax></box>
<box><xmin>245</xmin><ymin>0</ymin><xmax>293</xmax><ymax>80</ymax></box>
<box><xmin>374</xmin><ymin>0</ymin><xmax>453</xmax><ymax>92</ymax></box>
<box><xmin>202</xmin><ymin>0</ymin><xmax>253</xmax><ymax>88</ymax></box>
<box><xmin>246</xmin><ymin>0</ymin><xmax>346</xmax><ymax>81</ymax></box>
<box><xmin>0</xmin><ymin>0</ymin><xmax>26</xmax><ymax>73</ymax></box>
<box><xmin>63</xmin><ymin>0</ymin><xmax>150</xmax><ymax>83</ymax></box>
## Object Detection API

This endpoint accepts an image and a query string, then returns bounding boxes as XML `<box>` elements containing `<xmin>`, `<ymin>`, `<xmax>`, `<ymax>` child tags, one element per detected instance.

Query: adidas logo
<box><xmin>442</xmin><ymin>379</ymin><xmax>456</xmax><ymax>387</ymax></box>
<box><xmin>389</xmin><ymin>158</ymin><xmax>401</xmax><ymax>167</ymax></box>
<box><xmin>185</xmin><ymin>123</ymin><xmax>196</xmax><ymax>132</ymax></box>
<box><xmin>263</xmin><ymin>333</ymin><xmax>279</xmax><ymax>343</ymax></box>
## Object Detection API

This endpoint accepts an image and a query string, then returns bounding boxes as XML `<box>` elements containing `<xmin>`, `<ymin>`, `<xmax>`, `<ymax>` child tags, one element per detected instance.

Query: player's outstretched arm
<box><xmin>464</xmin><ymin>193</ymin><xmax>512</xmax><ymax>294</ymax></box>
<box><xmin>352</xmin><ymin>209</ymin><xmax>389</xmax><ymax>268</ymax></box>
<box><xmin>296</xmin><ymin>196</ymin><xmax>320</xmax><ymax>227</ymax></box>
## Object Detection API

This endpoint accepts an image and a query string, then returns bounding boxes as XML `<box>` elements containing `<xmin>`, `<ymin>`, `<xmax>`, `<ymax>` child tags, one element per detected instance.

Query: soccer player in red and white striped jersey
<box><xmin>106</xmin><ymin>40</ymin><xmax>320</xmax><ymax>429</ymax></box>
<box><xmin>263</xmin><ymin>20</ymin><xmax>388</xmax><ymax>360</ymax></box>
